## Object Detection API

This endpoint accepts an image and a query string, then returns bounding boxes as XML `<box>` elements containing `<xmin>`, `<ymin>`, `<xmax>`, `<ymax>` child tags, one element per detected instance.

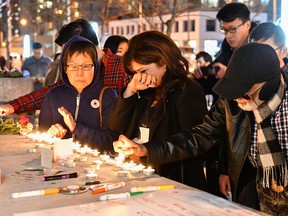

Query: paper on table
<box><xmin>13</xmin><ymin>189</ymin><xmax>264</xmax><ymax>216</ymax></box>
<box><xmin>41</xmin><ymin>147</ymin><xmax>53</xmax><ymax>168</ymax></box>
<box><xmin>53</xmin><ymin>138</ymin><xmax>73</xmax><ymax>161</ymax></box>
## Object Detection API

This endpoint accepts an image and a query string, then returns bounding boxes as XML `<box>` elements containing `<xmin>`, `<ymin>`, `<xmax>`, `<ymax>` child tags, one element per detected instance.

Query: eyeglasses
<box><xmin>241</xmin><ymin>84</ymin><xmax>264</xmax><ymax>100</ymax></box>
<box><xmin>66</xmin><ymin>63</ymin><xmax>94</xmax><ymax>71</ymax></box>
<box><xmin>219</xmin><ymin>22</ymin><xmax>245</xmax><ymax>34</ymax></box>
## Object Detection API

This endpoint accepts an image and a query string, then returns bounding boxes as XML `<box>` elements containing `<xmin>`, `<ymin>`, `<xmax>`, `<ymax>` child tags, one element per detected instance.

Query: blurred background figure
<box><xmin>44</xmin><ymin>52</ymin><xmax>61</xmax><ymax>86</ymax></box>
<box><xmin>192</xmin><ymin>51</ymin><xmax>216</xmax><ymax>110</ymax></box>
<box><xmin>22</xmin><ymin>42</ymin><xmax>52</xmax><ymax>90</ymax></box>
<box><xmin>9</xmin><ymin>54</ymin><xmax>23</xmax><ymax>71</ymax></box>
<box><xmin>0</xmin><ymin>49</ymin><xmax>7</xmax><ymax>70</ymax></box>
<box><xmin>103</xmin><ymin>35</ymin><xmax>129</xmax><ymax>56</ymax></box>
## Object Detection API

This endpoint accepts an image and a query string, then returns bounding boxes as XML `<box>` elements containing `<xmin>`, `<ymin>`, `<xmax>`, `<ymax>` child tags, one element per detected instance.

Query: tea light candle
<box><xmin>143</xmin><ymin>167</ymin><xmax>155</xmax><ymax>176</ymax></box>
<box><xmin>90</xmin><ymin>150</ymin><xmax>100</xmax><ymax>157</ymax></box>
<box><xmin>99</xmin><ymin>154</ymin><xmax>110</xmax><ymax>161</ymax></box>
<box><xmin>79</xmin><ymin>148</ymin><xmax>87</xmax><ymax>155</ymax></box>
<box><xmin>35</xmin><ymin>143</ymin><xmax>45</xmax><ymax>148</ymax></box>
<box><xmin>118</xmin><ymin>170</ymin><xmax>129</xmax><ymax>177</ymax></box>
<box><xmin>106</xmin><ymin>158</ymin><xmax>115</xmax><ymax>166</ymax></box>
<box><xmin>58</xmin><ymin>160</ymin><xmax>66</xmax><ymax>167</ymax></box>
<box><xmin>130</xmin><ymin>166</ymin><xmax>141</xmax><ymax>174</ymax></box>
<box><xmin>86</xmin><ymin>173</ymin><xmax>98</xmax><ymax>181</ymax></box>
<box><xmin>91</xmin><ymin>160</ymin><xmax>103</xmax><ymax>170</ymax></box>
<box><xmin>84</xmin><ymin>167</ymin><xmax>96</xmax><ymax>174</ymax></box>
<box><xmin>79</xmin><ymin>156</ymin><xmax>88</xmax><ymax>162</ymax></box>
<box><xmin>27</xmin><ymin>148</ymin><xmax>36</xmax><ymax>153</ymax></box>
<box><xmin>113</xmin><ymin>160</ymin><xmax>123</xmax><ymax>168</ymax></box>
<box><xmin>65</xmin><ymin>161</ymin><xmax>76</xmax><ymax>168</ymax></box>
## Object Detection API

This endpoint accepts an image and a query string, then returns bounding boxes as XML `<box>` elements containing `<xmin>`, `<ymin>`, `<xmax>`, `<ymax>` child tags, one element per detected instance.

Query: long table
<box><xmin>0</xmin><ymin>135</ymin><xmax>266</xmax><ymax>216</ymax></box>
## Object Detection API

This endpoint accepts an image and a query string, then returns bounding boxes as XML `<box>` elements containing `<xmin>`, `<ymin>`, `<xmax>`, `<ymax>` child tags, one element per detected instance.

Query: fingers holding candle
<box><xmin>47</xmin><ymin>123</ymin><xmax>67</xmax><ymax>138</ymax></box>
<box><xmin>113</xmin><ymin>135</ymin><xmax>148</xmax><ymax>157</ymax></box>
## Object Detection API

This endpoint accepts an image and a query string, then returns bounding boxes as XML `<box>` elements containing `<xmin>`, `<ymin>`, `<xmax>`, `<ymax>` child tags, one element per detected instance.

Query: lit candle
<box><xmin>92</xmin><ymin>160</ymin><xmax>103</xmax><ymax>170</ymax></box>
<box><xmin>84</xmin><ymin>167</ymin><xmax>96</xmax><ymax>174</ymax></box>
<box><xmin>143</xmin><ymin>167</ymin><xmax>155</xmax><ymax>176</ymax></box>
<box><xmin>90</xmin><ymin>150</ymin><xmax>100</xmax><ymax>157</ymax></box>
<box><xmin>86</xmin><ymin>173</ymin><xmax>98</xmax><ymax>181</ymax></box>
<box><xmin>130</xmin><ymin>166</ymin><xmax>141</xmax><ymax>174</ymax></box>
<box><xmin>99</xmin><ymin>154</ymin><xmax>110</xmax><ymax>161</ymax></box>
<box><xmin>118</xmin><ymin>170</ymin><xmax>129</xmax><ymax>177</ymax></box>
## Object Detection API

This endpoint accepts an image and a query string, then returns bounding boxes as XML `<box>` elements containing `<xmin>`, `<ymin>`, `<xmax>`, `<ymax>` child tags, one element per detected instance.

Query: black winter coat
<box><xmin>109</xmin><ymin>77</ymin><xmax>208</xmax><ymax>188</ymax></box>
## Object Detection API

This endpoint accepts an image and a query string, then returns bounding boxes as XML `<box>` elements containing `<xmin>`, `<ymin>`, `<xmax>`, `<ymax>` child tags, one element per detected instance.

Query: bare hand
<box><xmin>219</xmin><ymin>174</ymin><xmax>231</xmax><ymax>196</ymax></box>
<box><xmin>193</xmin><ymin>67</ymin><xmax>204</xmax><ymax>79</ymax></box>
<box><xmin>38</xmin><ymin>77</ymin><xmax>45</xmax><ymax>83</ymax></box>
<box><xmin>58</xmin><ymin>107</ymin><xmax>76</xmax><ymax>132</ymax></box>
<box><xmin>0</xmin><ymin>104</ymin><xmax>15</xmax><ymax>116</ymax></box>
<box><xmin>47</xmin><ymin>123</ymin><xmax>67</xmax><ymax>138</ymax></box>
<box><xmin>124</xmin><ymin>73</ymin><xmax>157</xmax><ymax>98</ymax></box>
<box><xmin>113</xmin><ymin>134</ymin><xmax>148</xmax><ymax>157</ymax></box>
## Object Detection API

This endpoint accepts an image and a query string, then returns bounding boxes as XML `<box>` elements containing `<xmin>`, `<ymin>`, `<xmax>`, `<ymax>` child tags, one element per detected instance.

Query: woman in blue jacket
<box><xmin>39</xmin><ymin>35</ymin><xmax>118</xmax><ymax>151</ymax></box>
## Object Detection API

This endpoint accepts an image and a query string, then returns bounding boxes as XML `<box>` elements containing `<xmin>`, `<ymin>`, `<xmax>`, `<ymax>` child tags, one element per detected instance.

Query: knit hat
<box><xmin>213</xmin><ymin>43</ymin><xmax>281</xmax><ymax>100</ymax></box>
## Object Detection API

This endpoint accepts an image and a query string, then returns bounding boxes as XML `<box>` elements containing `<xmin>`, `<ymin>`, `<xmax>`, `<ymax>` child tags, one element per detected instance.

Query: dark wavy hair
<box><xmin>123</xmin><ymin>31</ymin><xmax>189</xmax><ymax>90</ymax></box>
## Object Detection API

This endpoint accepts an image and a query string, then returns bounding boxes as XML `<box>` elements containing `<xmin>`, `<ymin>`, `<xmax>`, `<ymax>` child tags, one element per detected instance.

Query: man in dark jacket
<box><xmin>22</xmin><ymin>42</ymin><xmax>52</xmax><ymax>90</ymax></box>
<box><xmin>114</xmin><ymin>43</ymin><xmax>288</xmax><ymax>215</ymax></box>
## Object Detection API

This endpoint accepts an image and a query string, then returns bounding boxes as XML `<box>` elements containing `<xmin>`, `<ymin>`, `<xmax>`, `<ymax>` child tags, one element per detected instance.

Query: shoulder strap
<box><xmin>99</xmin><ymin>86</ymin><xmax>109</xmax><ymax>128</ymax></box>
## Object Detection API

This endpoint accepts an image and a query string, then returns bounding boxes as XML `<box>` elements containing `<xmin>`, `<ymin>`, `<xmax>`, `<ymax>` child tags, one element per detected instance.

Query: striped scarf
<box><xmin>253</xmin><ymin>75</ymin><xmax>287</xmax><ymax>188</ymax></box>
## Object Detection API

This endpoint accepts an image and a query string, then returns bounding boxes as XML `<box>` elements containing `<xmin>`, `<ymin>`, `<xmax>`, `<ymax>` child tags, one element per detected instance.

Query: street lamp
<box><xmin>20</xmin><ymin>18</ymin><xmax>27</xmax><ymax>26</ymax></box>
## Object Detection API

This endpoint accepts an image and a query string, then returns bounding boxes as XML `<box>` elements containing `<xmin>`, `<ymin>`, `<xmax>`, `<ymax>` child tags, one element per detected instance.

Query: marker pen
<box><xmin>85</xmin><ymin>180</ymin><xmax>100</xmax><ymax>185</ymax></box>
<box><xmin>12</xmin><ymin>188</ymin><xmax>60</xmax><ymax>199</ymax></box>
<box><xmin>130</xmin><ymin>185</ymin><xmax>174</xmax><ymax>193</ymax></box>
<box><xmin>99</xmin><ymin>191</ymin><xmax>143</xmax><ymax>201</ymax></box>
<box><xmin>92</xmin><ymin>182</ymin><xmax>125</xmax><ymax>194</ymax></box>
<box><xmin>42</xmin><ymin>172</ymin><xmax>78</xmax><ymax>181</ymax></box>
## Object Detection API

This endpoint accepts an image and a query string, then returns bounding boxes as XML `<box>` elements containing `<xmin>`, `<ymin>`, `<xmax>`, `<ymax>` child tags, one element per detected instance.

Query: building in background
<box><xmin>0</xmin><ymin>0</ymin><xmax>284</xmax><ymax>65</ymax></box>
<box><xmin>107</xmin><ymin>10</ymin><xmax>267</xmax><ymax>60</ymax></box>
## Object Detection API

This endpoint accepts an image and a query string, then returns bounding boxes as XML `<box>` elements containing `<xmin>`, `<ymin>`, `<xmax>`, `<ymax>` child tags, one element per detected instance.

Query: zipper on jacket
<box><xmin>75</xmin><ymin>95</ymin><xmax>80</xmax><ymax>121</ymax></box>
<box><xmin>72</xmin><ymin>94</ymin><xmax>80</xmax><ymax>142</ymax></box>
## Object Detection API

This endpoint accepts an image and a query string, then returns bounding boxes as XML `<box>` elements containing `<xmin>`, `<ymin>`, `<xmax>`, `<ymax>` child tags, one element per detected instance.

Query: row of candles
<box><xmin>25</xmin><ymin>132</ymin><xmax>156</xmax><ymax>178</ymax></box>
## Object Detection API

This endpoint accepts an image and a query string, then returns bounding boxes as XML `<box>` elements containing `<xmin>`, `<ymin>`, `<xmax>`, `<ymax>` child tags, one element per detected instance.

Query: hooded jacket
<box><xmin>39</xmin><ymin>35</ymin><xmax>118</xmax><ymax>151</ymax></box>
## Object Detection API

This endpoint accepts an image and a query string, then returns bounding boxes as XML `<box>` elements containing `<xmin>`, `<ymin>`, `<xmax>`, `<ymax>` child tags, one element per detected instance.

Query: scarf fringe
<box><xmin>262</xmin><ymin>164</ymin><xmax>288</xmax><ymax>188</ymax></box>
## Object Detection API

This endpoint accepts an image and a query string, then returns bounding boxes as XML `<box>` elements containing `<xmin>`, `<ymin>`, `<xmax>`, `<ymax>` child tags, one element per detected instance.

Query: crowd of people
<box><xmin>0</xmin><ymin>2</ymin><xmax>287</xmax><ymax>215</ymax></box>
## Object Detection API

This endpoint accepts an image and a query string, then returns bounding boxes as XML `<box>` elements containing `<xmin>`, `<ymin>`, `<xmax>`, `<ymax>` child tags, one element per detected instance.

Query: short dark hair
<box><xmin>217</xmin><ymin>3</ymin><xmax>250</xmax><ymax>23</ymax></box>
<box><xmin>104</xmin><ymin>35</ymin><xmax>128</xmax><ymax>54</ymax></box>
<box><xmin>249</xmin><ymin>22</ymin><xmax>286</xmax><ymax>48</ymax></box>
<box><xmin>62</xmin><ymin>41</ymin><xmax>97</xmax><ymax>72</ymax></box>
<box><xmin>55</xmin><ymin>19</ymin><xmax>99</xmax><ymax>46</ymax></box>
<box><xmin>32</xmin><ymin>42</ymin><xmax>42</xmax><ymax>49</ymax></box>
<box><xmin>196</xmin><ymin>51</ymin><xmax>212</xmax><ymax>63</ymax></box>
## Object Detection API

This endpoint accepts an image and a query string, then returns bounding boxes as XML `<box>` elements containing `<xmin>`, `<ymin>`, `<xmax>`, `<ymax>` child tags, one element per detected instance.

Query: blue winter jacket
<box><xmin>39</xmin><ymin>35</ymin><xmax>119</xmax><ymax>151</ymax></box>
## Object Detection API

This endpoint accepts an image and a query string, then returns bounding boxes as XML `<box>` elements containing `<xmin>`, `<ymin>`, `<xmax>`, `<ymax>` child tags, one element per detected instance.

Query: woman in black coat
<box><xmin>109</xmin><ymin>31</ymin><xmax>208</xmax><ymax>190</ymax></box>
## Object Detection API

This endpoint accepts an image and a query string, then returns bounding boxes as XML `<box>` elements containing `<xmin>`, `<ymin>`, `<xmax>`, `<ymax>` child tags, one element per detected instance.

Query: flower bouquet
<box><xmin>0</xmin><ymin>116</ymin><xmax>33</xmax><ymax>135</ymax></box>
<box><xmin>0</xmin><ymin>68</ymin><xmax>23</xmax><ymax>78</ymax></box>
